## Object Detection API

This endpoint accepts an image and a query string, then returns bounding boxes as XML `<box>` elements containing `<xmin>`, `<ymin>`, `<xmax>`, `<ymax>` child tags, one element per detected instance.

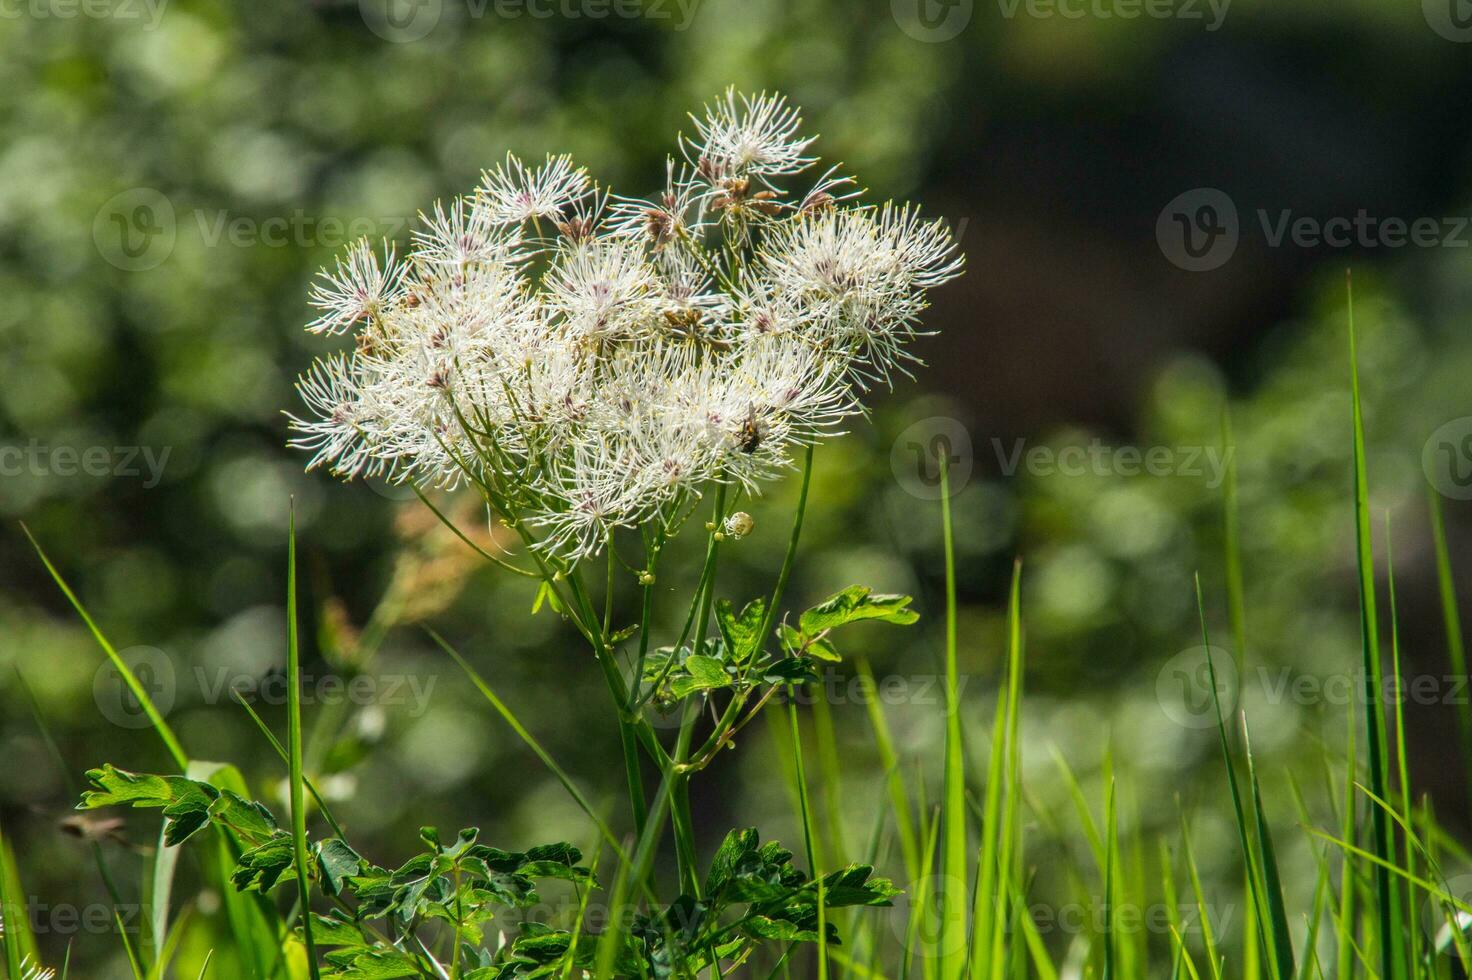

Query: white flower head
<box><xmin>685</xmin><ymin>88</ymin><xmax>815</xmax><ymax>182</ymax></box>
<box><xmin>757</xmin><ymin>203</ymin><xmax>963</xmax><ymax>385</ymax></box>
<box><xmin>306</xmin><ymin>239</ymin><xmax>405</xmax><ymax>335</ymax></box>
<box><xmin>542</xmin><ymin>239</ymin><xmax>663</xmax><ymax>346</ymax></box>
<box><xmin>478</xmin><ymin>153</ymin><xmax>591</xmax><ymax>227</ymax></box>
<box><xmin>608</xmin><ymin>158</ymin><xmax>705</xmax><ymax>250</ymax></box>
<box><xmin>414</xmin><ymin>196</ymin><xmax>523</xmax><ymax>271</ymax></box>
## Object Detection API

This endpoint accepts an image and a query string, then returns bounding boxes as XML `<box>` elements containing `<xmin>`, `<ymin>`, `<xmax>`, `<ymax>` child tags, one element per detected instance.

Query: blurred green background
<box><xmin>3</xmin><ymin>0</ymin><xmax>1472</xmax><ymax>973</ymax></box>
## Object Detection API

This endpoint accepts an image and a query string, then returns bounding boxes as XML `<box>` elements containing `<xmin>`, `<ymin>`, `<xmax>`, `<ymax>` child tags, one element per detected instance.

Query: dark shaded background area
<box><xmin>3</xmin><ymin>0</ymin><xmax>1472</xmax><ymax>973</ymax></box>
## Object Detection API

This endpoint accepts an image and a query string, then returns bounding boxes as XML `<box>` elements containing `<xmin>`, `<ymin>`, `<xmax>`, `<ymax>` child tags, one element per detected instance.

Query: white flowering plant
<box><xmin>55</xmin><ymin>90</ymin><xmax>963</xmax><ymax>979</ymax></box>
<box><xmin>288</xmin><ymin>88</ymin><xmax>960</xmax><ymax>560</ymax></box>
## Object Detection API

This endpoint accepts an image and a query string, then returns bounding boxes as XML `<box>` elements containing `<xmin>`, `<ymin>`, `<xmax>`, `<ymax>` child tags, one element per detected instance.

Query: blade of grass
<box><xmin>1194</xmin><ymin>575</ymin><xmax>1274</xmax><ymax>977</ymax></box>
<box><xmin>427</xmin><ymin>628</ymin><xmax>627</xmax><ymax>863</ymax></box>
<box><xmin>145</xmin><ymin>820</ymin><xmax>181</xmax><ymax>970</ymax></box>
<box><xmin>596</xmin><ymin>762</ymin><xmax>679</xmax><ymax>980</ymax></box>
<box><xmin>901</xmin><ymin>808</ymin><xmax>942</xmax><ymax>980</ymax></box>
<box><xmin>231</xmin><ymin>693</ymin><xmax>346</xmax><ymax>842</ymax></box>
<box><xmin>286</xmin><ymin>508</ymin><xmax>321</xmax><ymax>980</ymax></box>
<box><xmin>1051</xmin><ymin>747</ymin><xmax>1106</xmax><ymax>872</ymax></box>
<box><xmin>1345</xmin><ymin>273</ymin><xmax>1405</xmax><ymax>980</ymax></box>
<box><xmin>812</xmin><ymin>693</ymin><xmax>850</xmax><ymax>869</ymax></box>
<box><xmin>1428</xmin><ymin>489</ymin><xmax>1472</xmax><ymax>819</ymax></box>
<box><xmin>21</xmin><ymin>523</ymin><xmax>188</xmax><ymax>770</ymax></box>
<box><xmin>1241</xmin><ymin>715</ymin><xmax>1295</xmax><ymax>978</ymax></box>
<box><xmin>0</xmin><ymin>823</ymin><xmax>28</xmax><ymax>980</ymax></box>
<box><xmin>856</xmin><ymin>658</ymin><xmax>920</xmax><ymax>883</ymax></box>
<box><xmin>937</xmin><ymin>457</ymin><xmax>966</xmax><ymax>980</ymax></box>
<box><xmin>1007</xmin><ymin>874</ymin><xmax>1058</xmax><ymax>980</ymax></box>
<box><xmin>1169</xmin><ymin>925</ymin><xmax>1205</xmax><ymax>980</ymax></box>
<box><xmin>1220</xmin><ymin>407</ymin><xmax>1247</xmax><ymax>670</ymax></box>
<box><xmin>1305</xmin><ymin>827</ymin><xmax>1471</xmax><ymax>910</ymax></box>
<box><xmin>787</xmin><ymin>697</ymin><xmax>827</xmax><ymax>980</ymax></box>
<box><xmin>970</xmin><ymin>682</ymin><xmax>1009</xmax><ymax>979</ymax></box>
<box><xmin>115</xmin><ymin>909</ymin><xmax>146</xmax><ymax>980</ymax></box>
<box><xmin>1102</xmin><ymin>777</ymin><xmax>1117</xmax><ymax>980</ymax></box>
<box><xmin>981</xmin><ymin>561</ymin><xmax>1023</xmax><ymax>980</ymax></box>
<box><xmin>1177</xmin><ymin>811</ymin><xmax>1223</xmax><ymax>980</ymax></box>
<box><xmin>1384</xmin><ymin>514</ymin><xmax>1422</xmax><ymax>970</ymax></box>
<box><xmin>1335</xmin><ymin>707</ymin><xmax>1357</xmax><ymax>980</ymax></box>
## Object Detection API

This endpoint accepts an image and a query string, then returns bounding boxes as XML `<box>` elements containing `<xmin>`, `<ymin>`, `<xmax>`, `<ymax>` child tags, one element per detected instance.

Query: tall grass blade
<box><xmin>0</xmin><ymin>824</ymin><xmax>30</xmax><ymax>979</ymax></box>
<box><xmin>1193</xmin><ymin>575</ymin><xmax>1273</xmax><ymax>976</ymax></box>
<box><xmin>428</xmin><ymin>628</ymin><xmax>626</xmax><ymax>861</ymax></box>
<box><xmin>21</xmin><ymin>524</ymin><xmax>188</xmax><ymax>770</ymax></box>
<box><xmin>1177</xmin><ymin>811</ymin><xmax>1223</xmax><ymax>980</ymax></box>
<box><xmin>286</xmin><ymin>508</ymin><xmax>321</xmax><ymax>979</ymax></box>
<box><xmin>981</xmin><ymin>561</ymin><xmax>1023</xmax><ymax>980</ymax></box>
<box><xmin>787</xmin><ymin>699</ymin><xmax>826</xmax><ymax>980</ymax></box>
<box><xmin>856</xmin><ymin>657</ymin><xmax>920</xmax><ymax>882</ymax></box>
<box><xmin>1428</xmin><ymin>489</ymin><xmax>1472</xmax><ymax>818</ymax></box>
<box><xmin>115</xmin><ymin>909</ymin><xmax>146</xmax><ymax>980</ymax></box>
<box><xmin>1240</xmin><ymin>716</ymin><xmax>1295</xmax><ymax>977</ymax></box>
<box><xmin>937</xmin><ymin>458</ymin><xmax>967</xmax><ymax>980</ymax></box>
<box><xmin>1345</xmin><ymin>273</ymin><xmax>1405</xmax><ymax>979</ymax></box>
<box><xmin>1384</xmin><ymin>514</ymin><xmax>1423</xmax><ymax>970</ymax></box>
<box><xmin>1220</xmin><ymin>407</ymin><xmax>1247</xmax><ymax>669</ymax></box>
<box><xmin>1102</xmin><ymin>778</ymin><xmax>1117</xmax><ymax>980</ymax></box>
<box><xmin>1335</xmin><ymin>708</ymin><xmax>1357</xmax><ymax>980</ymax></box>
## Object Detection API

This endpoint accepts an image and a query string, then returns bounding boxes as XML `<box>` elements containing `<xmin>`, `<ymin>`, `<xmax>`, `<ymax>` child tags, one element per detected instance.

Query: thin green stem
<box><xmin>669</xmin><ymin>483</ymin><xmax>732</xmax><ymax>897</ymax></box>
<box><xmin>286</xmin><ymin>508</ymin><xmax>322</xmax><ymax>980</ymax></box>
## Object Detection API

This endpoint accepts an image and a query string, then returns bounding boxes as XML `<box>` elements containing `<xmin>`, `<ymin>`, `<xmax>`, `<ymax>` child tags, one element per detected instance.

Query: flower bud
<box><xmin>723</xmin><ymin>512</ymin><xmax>754</xmax><ymax>540</ymax></box>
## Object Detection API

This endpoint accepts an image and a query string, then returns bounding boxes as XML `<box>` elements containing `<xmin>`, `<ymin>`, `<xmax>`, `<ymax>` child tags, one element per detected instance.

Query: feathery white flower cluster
<box><xmin>290</xmin><ymin>89</ymin><xmax>963</xmax><ymax>562</ymax></box>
